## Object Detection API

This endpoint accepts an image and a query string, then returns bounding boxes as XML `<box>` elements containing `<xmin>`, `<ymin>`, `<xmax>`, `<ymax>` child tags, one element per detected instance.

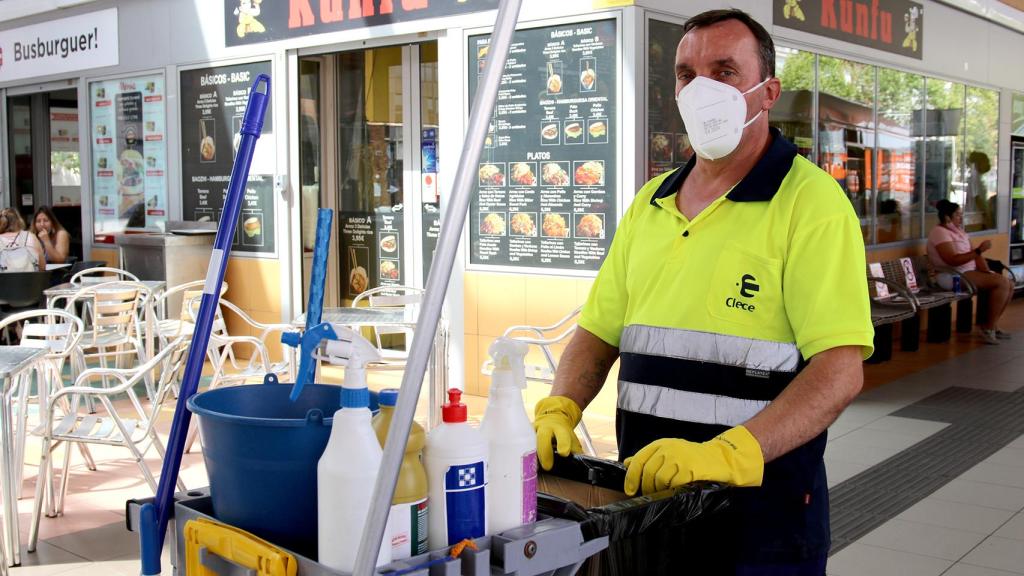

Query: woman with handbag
<box><xmin>0</xmin><ymin>208</ymin><xmax>43</xmax><ymax>272</ymax></box>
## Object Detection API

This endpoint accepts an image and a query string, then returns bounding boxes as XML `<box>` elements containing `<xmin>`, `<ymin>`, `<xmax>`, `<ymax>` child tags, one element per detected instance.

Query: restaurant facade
<box><xmin>2</xmin><ymin>0</ymin><xmax>1023</xmax><ymax>392</ymax></box>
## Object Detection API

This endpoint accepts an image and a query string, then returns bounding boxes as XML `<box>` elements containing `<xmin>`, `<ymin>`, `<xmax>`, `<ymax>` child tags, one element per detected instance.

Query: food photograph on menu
<box><xmin>510</xmin><ymin>213</ymin><xmax>538</xmax><ymax>237</ymax></box>
<box><xmin>468</xmin><ymin>19</ymin><xmax>618</xmax><ymax>271</ymax></box>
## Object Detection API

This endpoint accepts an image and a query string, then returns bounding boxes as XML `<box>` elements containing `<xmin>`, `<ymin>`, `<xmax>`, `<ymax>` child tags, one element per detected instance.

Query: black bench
<box><xmin>867</xmin><ymin>272</ymin><xmax>918</xmax><ymax>363</ymax></box>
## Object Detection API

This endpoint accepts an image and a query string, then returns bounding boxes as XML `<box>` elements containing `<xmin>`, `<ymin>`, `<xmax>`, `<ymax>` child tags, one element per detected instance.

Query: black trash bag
<box><xmin>538</xmin><ymin>454</ymin><xmax>734</xmax><ymax>576</ymax></box>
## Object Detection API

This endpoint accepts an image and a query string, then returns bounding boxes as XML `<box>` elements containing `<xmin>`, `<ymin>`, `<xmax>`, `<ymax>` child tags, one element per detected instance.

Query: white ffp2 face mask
<box><xmin>676</xmin><ymin>76</ymin><xmax>769</xmax><ymax>161</ymax></box>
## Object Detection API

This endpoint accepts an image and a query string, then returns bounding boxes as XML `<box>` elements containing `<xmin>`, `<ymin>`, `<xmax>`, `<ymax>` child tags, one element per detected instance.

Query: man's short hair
<box><xmin>682</xmin><ymin>9</ymin><xmax>775</xmax><ymax>80</ymax></box>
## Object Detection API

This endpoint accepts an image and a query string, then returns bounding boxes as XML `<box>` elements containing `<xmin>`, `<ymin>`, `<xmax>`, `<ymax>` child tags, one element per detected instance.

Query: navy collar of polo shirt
<box><xmin>650</xmin><ymin>127</ymin><xmax>799</xmax><ymax>208</ymax></box>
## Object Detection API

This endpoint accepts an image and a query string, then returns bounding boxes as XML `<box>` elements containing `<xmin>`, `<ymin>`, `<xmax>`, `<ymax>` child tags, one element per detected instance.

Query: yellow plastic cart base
<box><xmin>184</xmin><ymin>518</ymin><xmax>297</xmax><ymax>576</ymax></box>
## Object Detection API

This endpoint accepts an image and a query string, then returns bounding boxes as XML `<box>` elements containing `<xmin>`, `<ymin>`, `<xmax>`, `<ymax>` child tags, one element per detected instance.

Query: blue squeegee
<box><xmin>139</xmin><ymin>74</ymin><xmax>271</xmax><ymax>576</ymax></box>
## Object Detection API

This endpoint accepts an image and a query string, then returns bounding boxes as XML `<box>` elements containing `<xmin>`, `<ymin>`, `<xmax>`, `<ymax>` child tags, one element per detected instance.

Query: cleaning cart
<box><xmin>127</xmin><ymin>0</ymin><xmax>612</xmax><ymax>573</ymax></box>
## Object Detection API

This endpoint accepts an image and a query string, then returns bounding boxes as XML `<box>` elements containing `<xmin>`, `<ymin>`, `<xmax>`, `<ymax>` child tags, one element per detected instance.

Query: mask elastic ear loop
<box><xmin>740</xmin><ymin>78</ymin><xmax>771</xmax><ymax>128</ymax></box>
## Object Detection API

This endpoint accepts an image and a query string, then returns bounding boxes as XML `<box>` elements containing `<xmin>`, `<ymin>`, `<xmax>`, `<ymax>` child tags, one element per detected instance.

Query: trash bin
<box><xmin>115</xmin><ymin>222</ymin><xmax>215</xmax><ymax>312</ymax></box>
<box><xmin>538</xmin><ymin>454</ymin><xmax>733</xmax><ymax>576</ymax></box>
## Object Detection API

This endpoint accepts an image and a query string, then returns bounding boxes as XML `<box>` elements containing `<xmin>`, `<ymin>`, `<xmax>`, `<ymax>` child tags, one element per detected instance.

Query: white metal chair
<box><xmin>63</xmin><ymin>281</ymin><xmax>154</xmax><ymax>402</ymax></box>
<box><xmin>481</xmin><ymin>306</ymin><xmax>596</xmax><ymax>456</ymax></box>
<box><xmin>181</xmin><ymin>296</ymin><xmax>293</xmax><ymax>453</ymax></box>
<box><xmin>69</xmin><ymin>266</ymin><xmax>139</xmax><ymax>285</ymax></box>
<box><xmin>0</xmin><ymin>310</ymin><xmax>95</xmax><ymax>505</ymax></box>
<box><xmin>351</xmin><ymin>285</ymin><xmax>424</xmax><ymax>369</ymax></box>
<box><xmin>27</xmin><ymin>337</ymin><xmax>190</xmax><ymax>552</ymax></box>
<box><xmin>151</xmin><ymin>280</ymin><xmax>229</xmax><ymax>347</ymax></box>
<box><xmin>186</xmin><ymin>296</ymin><xmax>294</xmax><ymax>388</ymax></box>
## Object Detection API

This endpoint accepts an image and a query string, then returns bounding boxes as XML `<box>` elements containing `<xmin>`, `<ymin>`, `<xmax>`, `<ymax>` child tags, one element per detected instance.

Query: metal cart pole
<box><xmin>352</xmin><ymin>0</ymin><xmax>524</xmax><ymax>573</ymax></box>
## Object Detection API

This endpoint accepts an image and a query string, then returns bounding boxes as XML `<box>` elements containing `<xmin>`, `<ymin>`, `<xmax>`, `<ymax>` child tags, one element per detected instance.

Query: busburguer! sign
<box><xmin>773</xmin><ymin>0</ymin><xmax>924</xmax><ymax>60</ymax></box>
<box><xmin>225</xmin><ymin>0</ymin><xmax>499</xmax><ymax>47</ymax></box>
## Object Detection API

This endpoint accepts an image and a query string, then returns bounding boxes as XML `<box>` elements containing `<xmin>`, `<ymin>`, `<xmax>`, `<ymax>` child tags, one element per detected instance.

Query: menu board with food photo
<box><xmin>647</xmin><ymin>19</ymin><xmax>692</xmax><ymax>180</ymax></box>
<box><xmin>90</xmin><ymin>74</ymin><xmax>169</xmax><ymax>236</ymax></box>
<box><xmin>340</xmin><ymin>210</ymin><xmax>407</xmax><ymax>297</ymax></box>
<box><xmin>180</xmin><ymin>60</ymin><xmax>275</xmax><ymax>255</ymax></box>
<box><xmin>468</xmin><ymin>19</ymin><xmax>618</xmax><ymax>272</ymax></box>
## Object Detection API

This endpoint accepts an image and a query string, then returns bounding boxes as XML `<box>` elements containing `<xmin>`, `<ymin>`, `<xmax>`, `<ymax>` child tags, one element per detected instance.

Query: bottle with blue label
<box><xmin>424</xmin><ymin>388</ymin><xmax>488</xmax><ymax>549</ymax></box>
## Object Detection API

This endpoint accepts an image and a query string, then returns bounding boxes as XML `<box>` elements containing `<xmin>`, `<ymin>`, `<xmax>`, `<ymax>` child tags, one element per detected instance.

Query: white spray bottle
<box><xmin>317</xmin><ymin>327</ymin><xmax>391</xmax><ymax>572</ymax></box>
<box><xmin>479</xmin><ymin>338</ymin><xmax>537</xmax><ymax>533</ymax></box>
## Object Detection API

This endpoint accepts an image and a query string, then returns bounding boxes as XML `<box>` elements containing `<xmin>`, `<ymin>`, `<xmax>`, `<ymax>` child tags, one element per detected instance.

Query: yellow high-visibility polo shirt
<box><xmin>578</xmin><ymin>129</ymin><xmax>874</xmax><ymax>565</ymax></box>
<box><xmin>581</xmin><ymin>132</ymin><xmax>874</xmax><ymax>362</ymax></box>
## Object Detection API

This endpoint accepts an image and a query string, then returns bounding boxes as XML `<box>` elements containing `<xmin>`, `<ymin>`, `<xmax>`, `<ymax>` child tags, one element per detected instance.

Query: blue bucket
<box><xmin>186</xmin><ymin>375</ymin><xmax>378</xmax><ymax>558</ymax></box>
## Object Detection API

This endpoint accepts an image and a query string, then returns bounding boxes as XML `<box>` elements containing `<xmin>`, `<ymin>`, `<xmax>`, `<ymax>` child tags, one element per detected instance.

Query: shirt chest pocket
<box><xmin>706</xmin><ymin>244</ymin><xmax>784</xmax><ymax>328</ymax></box>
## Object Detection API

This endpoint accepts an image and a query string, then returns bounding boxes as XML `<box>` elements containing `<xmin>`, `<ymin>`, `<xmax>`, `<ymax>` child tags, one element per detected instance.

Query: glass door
<box><xmin>299</xmin><ymin>41</ymin><xmax>438</xmax><ymax>307</ymax></box>
<box><xmin>6</xmin><ymin>88</ymin><xmax>84</xmax><ymax>261</ymax></box>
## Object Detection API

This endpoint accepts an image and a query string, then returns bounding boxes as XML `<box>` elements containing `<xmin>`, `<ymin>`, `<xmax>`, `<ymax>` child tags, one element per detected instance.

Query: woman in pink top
<box><xmin>927</xmin><ymin>200</ymin><xmax>1013</xmax><ymax>344</ymax></box>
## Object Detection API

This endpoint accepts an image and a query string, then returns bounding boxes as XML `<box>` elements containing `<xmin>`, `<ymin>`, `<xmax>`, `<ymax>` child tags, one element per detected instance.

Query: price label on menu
<box><xmin>467</xmin><ymin>19</ymin><xmax>617</xmax><ymax>272</ymax></box>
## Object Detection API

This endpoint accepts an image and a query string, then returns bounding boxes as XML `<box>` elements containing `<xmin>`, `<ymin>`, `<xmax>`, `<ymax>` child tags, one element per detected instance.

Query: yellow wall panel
<box><xmin>476</xmin><ymin>272</ymin><xmax>526</xmax><ymax>338</ymax></box>
<box><xmin>90</xmin><ymin>246</ymin><xmax>119</xmax><ymax>267</ymax></box>
<box><xmin>866</xmin><ymin>233</ymin><xmax>1007</xmax><ymax>264</ymax></box>
<box><xmin>524</xmin><ymin>276</ymin><xmax>578</xmax><ymax>328</ymax></box>
<box><xmin>463</xmin><ymin>333</ymin><xmax>479</xmax><ymax>395</ymax></box>
<box><xmin>464</xmin><ymin>273</ymin><xmax>479</xmax><ymax>336</ymax></box>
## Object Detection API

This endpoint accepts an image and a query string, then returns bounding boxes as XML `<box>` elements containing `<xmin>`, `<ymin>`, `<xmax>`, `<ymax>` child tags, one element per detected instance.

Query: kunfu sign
<box><xmin>224</xmin><ymin>0</ymin><xmax>500</xmax><ymax>47</ymax></box>
<box><xmin>773</xmin><ymin>0</ymin><xmax>924</xmax><ymax>60</ymax></box>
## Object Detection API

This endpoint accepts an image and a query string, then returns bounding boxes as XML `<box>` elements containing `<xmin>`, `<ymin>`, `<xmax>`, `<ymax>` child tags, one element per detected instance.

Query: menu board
<box><xmin>647</xmin><ymin>19</ymin><xmax>691</xmax><ymax>180</ymax></box>
<box><xmin>341</xmin><ymin>210</ymin><xmax>405</xmax><ymax>298</ymax></box>
<box><xmin>468</xmin><ymin>19</ymin><xmax>617</xmax><ymax>272</ymax></box>
<box><xmin>90</xmin><ymin>74</ymin><xmax>169</xmax><ymax>235</ymax></box>
<box><xmin>180</xmin><ymin>61</ymin><xmax>275</xmax><ymax>255</ymax></box>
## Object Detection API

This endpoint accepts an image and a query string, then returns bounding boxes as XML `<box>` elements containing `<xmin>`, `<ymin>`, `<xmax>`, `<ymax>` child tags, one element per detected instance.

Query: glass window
<box><xmin>964</xmin><ymin>86</ymin><xmax>999</xmax><ymax>232</ymax></box>
<box><xmin>876</xmin><ymin>69</ymin><xmax>924</xmax><ymax>243</ymax></box>
<box><xmin>337</xmin><ymin>46</ymin><xmax>405</xmax><ymax>299</ymax></box>
<box><xmin>299</xmin><ymin>59</ymin><xmax>321</xmax><ymax>255</ymax></box>
<box><xmin>817</xmin><ymin>56</ymin><xmax>876</xmax><ymax>244</ymax></box>
<box><xmin>646</xmin><ymin>19</ymin><xmax>689</xmax><ymax>181</ymax></box>
<box><xmin>922</xmin><ymin>79</ymin><xmax>966</xmax><ymax>232</ymax></box>
<box><xmin>773</xmin><ymin>47</ymin><xmax>815</xmax><ymax>160</ymax></box>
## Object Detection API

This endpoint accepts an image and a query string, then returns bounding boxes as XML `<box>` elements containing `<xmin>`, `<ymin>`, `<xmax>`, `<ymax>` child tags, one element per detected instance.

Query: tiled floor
<box><xmin>8</xmin><ymin>301</ymin><xmax>1024</xmax><ymax>574</ymax></box>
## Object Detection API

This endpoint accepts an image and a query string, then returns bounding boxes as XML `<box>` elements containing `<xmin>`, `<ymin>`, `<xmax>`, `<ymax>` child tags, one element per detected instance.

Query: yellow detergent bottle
<box><xmin>373</xmin><ymin>389</ymin><xmax>429</xmax><ymax>560</ymax></box>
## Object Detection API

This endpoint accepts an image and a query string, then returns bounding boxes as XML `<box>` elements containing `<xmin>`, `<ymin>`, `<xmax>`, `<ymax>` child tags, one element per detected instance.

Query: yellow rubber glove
<box><xmin>534</xmin><ymin>396</ymin><xmax>584</xmax><ymax>470</ymax></box>
<box><xmin>623</xmin><ymin>426</ymin><xmax>764</xmax><ymax>496</ymax></box>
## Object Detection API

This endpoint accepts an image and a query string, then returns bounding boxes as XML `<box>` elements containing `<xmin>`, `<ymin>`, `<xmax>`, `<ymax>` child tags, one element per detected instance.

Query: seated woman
<box><xmin>927</xmin><ymin>199</ymin><xmax>1013</xmax><ymax>345</ymax></box>
<box><xmin>0</xmin><ymin>208</ymin><xmax>43</xmax><ymax>271</ymax></box>
<box><xmin>30</xmin><ymin>206</ymin><xmax>71</xmax><ymax>264</ymax></box>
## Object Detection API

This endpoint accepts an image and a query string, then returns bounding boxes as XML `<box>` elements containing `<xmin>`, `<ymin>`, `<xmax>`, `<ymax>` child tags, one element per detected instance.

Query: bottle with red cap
<box><xmin>424</xmin><ymin>388</ymin><xmax>489</xmax><ymax>550</ymax></box>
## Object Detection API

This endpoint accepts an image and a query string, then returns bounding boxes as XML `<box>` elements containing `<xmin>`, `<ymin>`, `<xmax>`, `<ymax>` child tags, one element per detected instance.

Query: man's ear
<box><xmin>762</xmin><ymin>77</ymin><xmax>782</xmax><ymax>111</ymax></box>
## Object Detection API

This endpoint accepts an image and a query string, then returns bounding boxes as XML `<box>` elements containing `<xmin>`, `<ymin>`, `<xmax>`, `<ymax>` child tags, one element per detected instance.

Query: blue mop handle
<box><xmin>140</xmin><ymin>74</ymin><xmax>271</xmax><ymax>576</ymax></box>
<box><xmin>292</xmin><ymin>208</ymin><xmax>333</xmax><ymax>398</ymax></box>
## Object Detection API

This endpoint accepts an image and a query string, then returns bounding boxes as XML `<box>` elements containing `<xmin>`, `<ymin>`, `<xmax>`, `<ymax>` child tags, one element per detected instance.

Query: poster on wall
<box><xmin>647</xmin><ymin>19</ymin><xmax>691</xmax><ymax>180</ymax></box>
<box><xmin>467</xmin><ymin>19</ymin><xmax>618</xmax><ymax>273</ymax></box>
<box><xmin>180</xmin><ymin>61</ymin><xmax>275</xmax><ymax>255</ymax></box>
<box><xmin>90</xmin><ymin>75</ymin><xmax>168</xmax><ymax>235</ymax></box>
<box><xmin>340</xmin><ymin>210</ymin><xmax>406</xmax><ymax>298</ymax></box>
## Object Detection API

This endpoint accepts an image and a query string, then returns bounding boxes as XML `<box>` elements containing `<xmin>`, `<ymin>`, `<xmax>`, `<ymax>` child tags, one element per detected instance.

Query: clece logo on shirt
<box><xmin>726</xmin><ymin>273</ymin><xmax>759</xmax><ymax>312</ymax></box>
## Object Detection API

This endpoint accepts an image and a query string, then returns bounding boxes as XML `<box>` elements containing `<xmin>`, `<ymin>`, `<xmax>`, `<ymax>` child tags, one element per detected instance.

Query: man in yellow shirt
<box><xmin>534</xmin><ymin>9</ymin><xmax>873</xmax><ymax>573</ymax></box>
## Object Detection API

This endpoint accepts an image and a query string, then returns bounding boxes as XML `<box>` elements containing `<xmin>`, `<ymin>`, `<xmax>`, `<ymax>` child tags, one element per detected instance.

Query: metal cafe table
<box><xmin>0</xmin><ymin>346</ymin><xmax>46</xmax><ymax>569</ymax></box>
<box><xmin>291</xmin><ymin>306</ymin><xmax>449</xmax><ymax>427</ymax></box>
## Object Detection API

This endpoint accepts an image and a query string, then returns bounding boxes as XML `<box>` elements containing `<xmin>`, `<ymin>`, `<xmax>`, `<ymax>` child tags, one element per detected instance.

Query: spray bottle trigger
<box><xmin>489</xmin><ymin>338</ymin><xmax>529</xmax><ymax>390</ymax></box>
